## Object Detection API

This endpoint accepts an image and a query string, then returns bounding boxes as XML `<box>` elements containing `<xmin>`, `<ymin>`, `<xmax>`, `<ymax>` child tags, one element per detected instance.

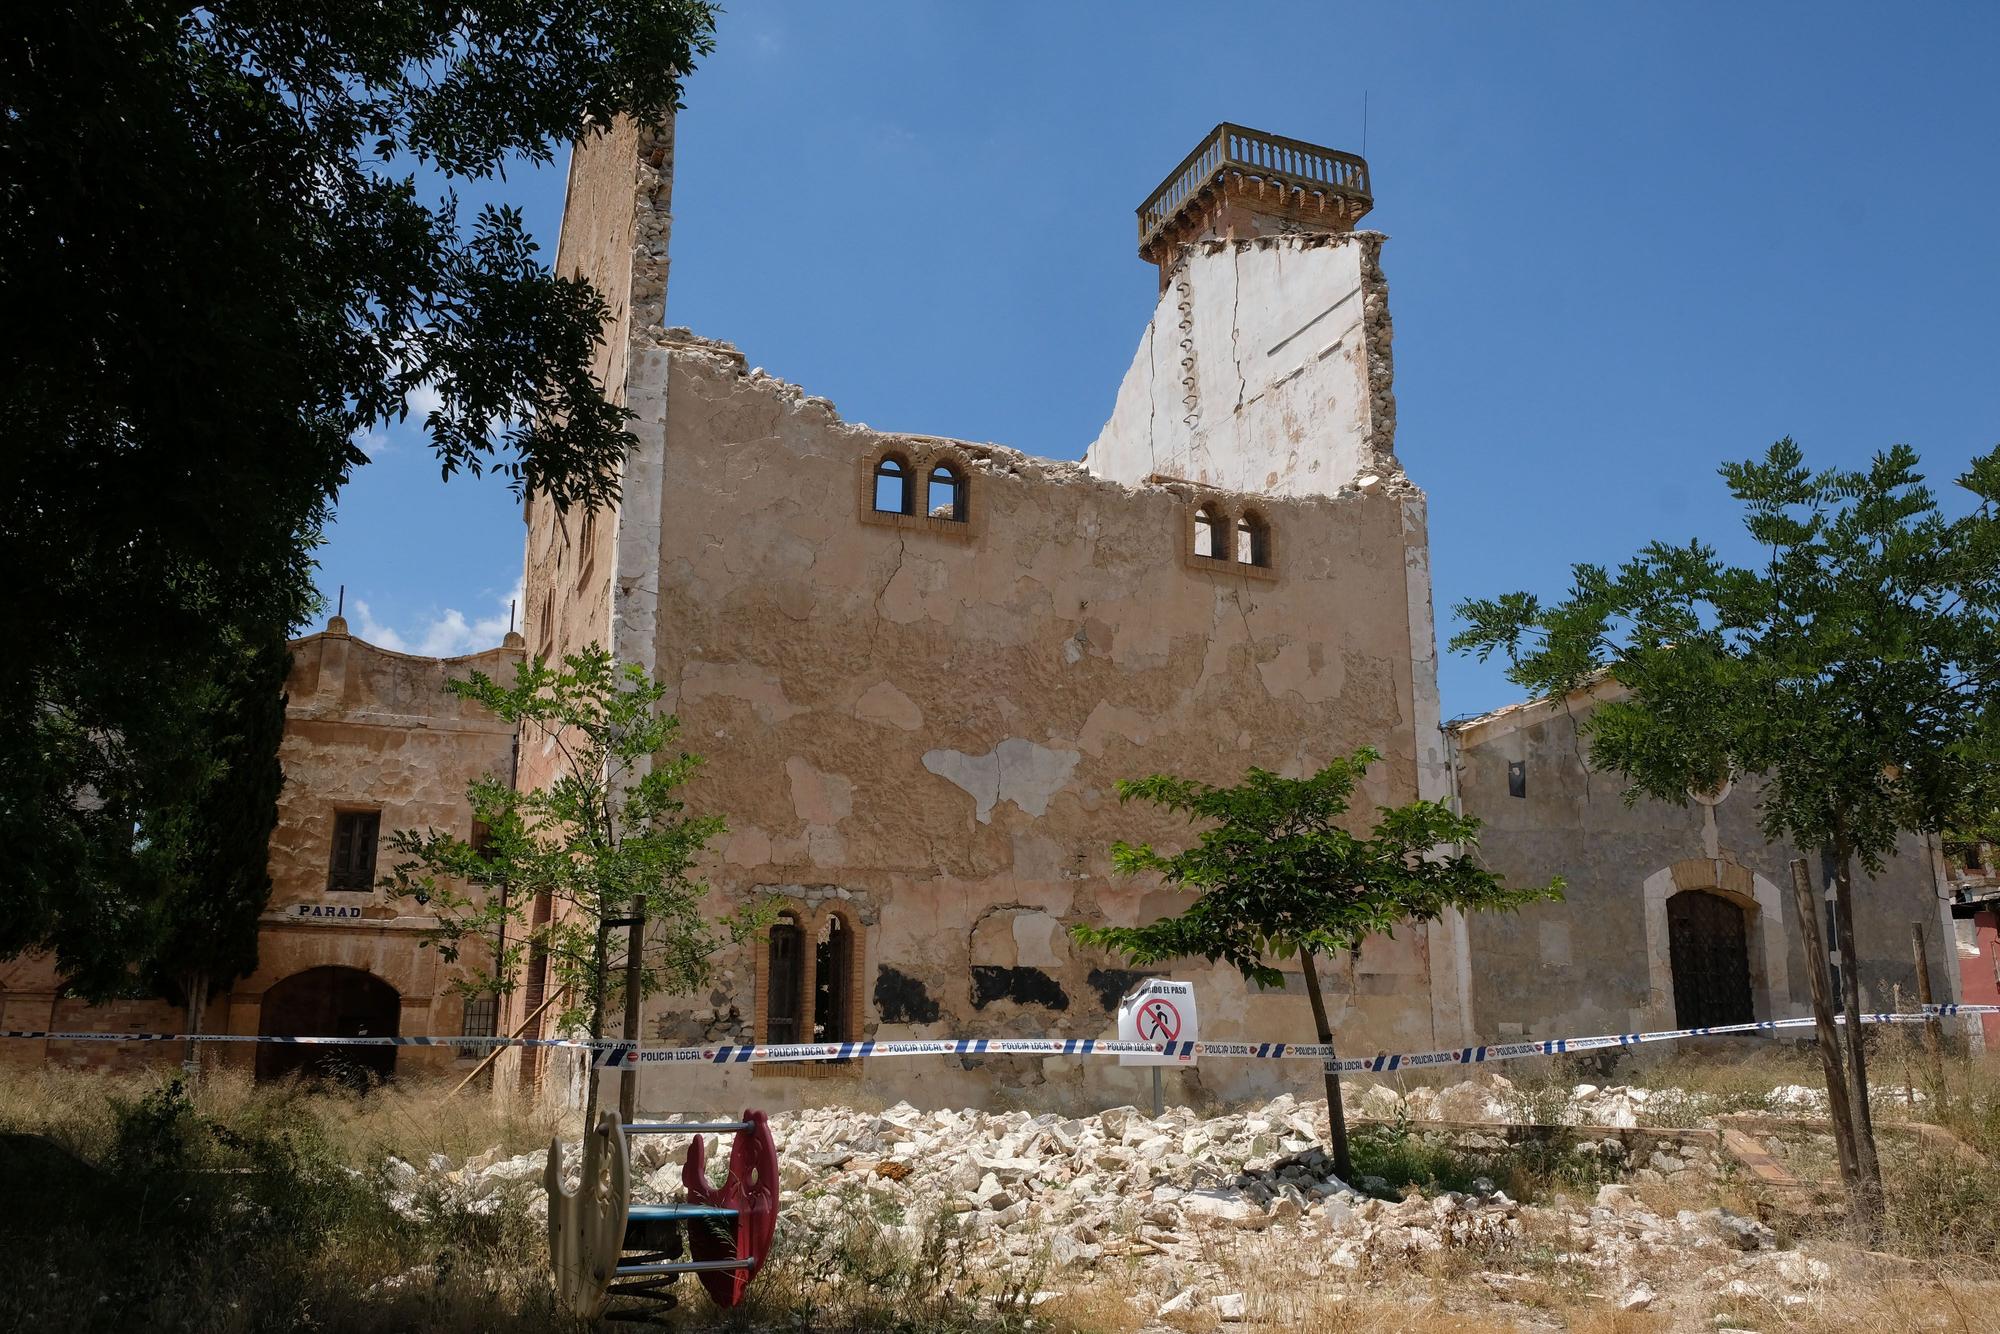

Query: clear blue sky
<box><xmin>319</xmin><ymin>2</ymin><xmax>2000</xmax><ymax>720</ymax></box>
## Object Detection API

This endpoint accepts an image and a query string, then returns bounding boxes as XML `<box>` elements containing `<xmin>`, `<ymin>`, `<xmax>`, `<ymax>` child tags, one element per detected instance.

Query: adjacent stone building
<box><xmin>514</xmin><ymin>119</ymin><xmax>1463</xmax><ymax>1111</ymax></box>
<box><xmin>0</xmin><ymin>619</ymin><xmax>523</xmax><ymax>1080</ymax></box>
<box><xmin>1446</xmin><ymin>684</ymin><xmax>1962</xmax><ymax>1048</ymax></box>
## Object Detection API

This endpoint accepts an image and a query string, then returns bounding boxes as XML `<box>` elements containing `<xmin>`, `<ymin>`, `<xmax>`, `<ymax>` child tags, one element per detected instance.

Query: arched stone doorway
<box><xmin>1666</xmin><ymin>890</ymin><xmax>1754</xmax><ymax>1028</ymax></box>
<box><xmin>1641</xmin><ymin>857</ymin><xmax>1793</xmax><ymax>1032</ymax></box>
<box><xmin>257</xmin><ymin>966</ymin><xmax>400</xmax><ymax>1085</ymax></box>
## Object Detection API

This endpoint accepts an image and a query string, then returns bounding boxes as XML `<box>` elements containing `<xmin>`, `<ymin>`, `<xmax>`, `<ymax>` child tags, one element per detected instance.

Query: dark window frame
<box><xmin>926</xmin><ymin>464</ymin><xmax>966</xmax><ymax>522</ymax></box>
<box><xmin>327</xmin><ymin>809</ymin><xmax>382</xmax><ymax>893</ymax></box>
<box><xmin>872</xmin><ymin>455</ymin><xmax>913</xmax><ymax>516</ymax></box>
<box><xmin>766</xmin><ymin>914</ymin><xmax>806</xmax><ymax>1045</ymax></box>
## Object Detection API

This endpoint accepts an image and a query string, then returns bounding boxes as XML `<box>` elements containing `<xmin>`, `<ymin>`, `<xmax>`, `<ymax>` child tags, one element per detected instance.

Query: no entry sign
<box><xmin>1117</xmin><ymin>978</ymin><xmax>1198</xmax><ymax>1066</ymax></box>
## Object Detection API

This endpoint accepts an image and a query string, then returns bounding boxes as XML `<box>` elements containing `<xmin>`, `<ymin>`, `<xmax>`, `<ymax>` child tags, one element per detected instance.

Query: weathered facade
<box><xmin>0</xmin><ymin>619</ymin><xmax>523</xmax><ymax>1079</ymax></box>
<box><xmin>516</xmin><ymin>119</ymin><xmax>1461</xmax><ymax>1111</ymax></box>
<box><xmin>1447</xmin><ymin>686</ymin><xmax>1962</xmax><ymax>1049</ymax></box>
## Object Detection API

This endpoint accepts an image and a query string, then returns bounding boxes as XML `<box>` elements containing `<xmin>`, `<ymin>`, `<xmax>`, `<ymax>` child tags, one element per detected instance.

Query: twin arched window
<box><xmin>763</xmin><ymin>907</ymin><xmax>860</xmax><ymax>1055</ymax></box>
<box><xmin>1192</xmin><ymin>503</ymin><xmax>1273</xmax><ymax>570</ymax></box>
<box><xmin>871</xmin><ymin>451</ymin><xmax>968</xmax><ymax>524</ymax></box>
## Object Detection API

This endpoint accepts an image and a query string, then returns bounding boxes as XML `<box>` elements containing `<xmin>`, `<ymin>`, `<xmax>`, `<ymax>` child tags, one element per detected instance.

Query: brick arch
<box><xmin>1188</xmin><ymin>500</ymin><xmax>1231</xmax><ymax>562</ymax></box>
<box><xmin>752</xmin><ymin>901</ymin><xmax>868</xmax><ymax>1077</ymax></box>
<box><xmin>920</xmin><ymin>446</ymin><xmax>973</xmax><ymax>523</ymax></box>
<box><xmin>856</xmin><ymin>440</ymin><xmax>982</xmax><ymax>539</ymax></box>
<box><xmin>1233</xmin><ymin>503</ymin><xmax>1277</xmax><ymax>569</ymax></box>
<box><xmin>256</xmin><ymin>965</ymin><xmax>400</xmax><ymax>1083</ymax></box>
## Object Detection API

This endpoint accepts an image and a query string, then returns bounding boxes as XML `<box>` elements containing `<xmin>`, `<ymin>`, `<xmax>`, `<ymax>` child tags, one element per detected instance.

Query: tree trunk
<box><xmin>182</xmin><ymin>973</ymin><xmax>209</xmax><ymax>1086</ymax></box>
<box><xmin>1787</xmin><ymin>858</ymin><xmax>1865</xmax><ymax>1232</ymax></box>
<box><xmin>1911</xmin><ymin>921</ymin><xmax>1946</xmax><ymax>1104</ymax></box>
<box><xmin>584</xmin><ymin>913</ymin><xmax>610</xmax><ymax>1133</ymax></box>
<box><xmin>618</xmin><ymin>895</ymin><xmax>645</xmax><ymax>1122</ymax></box>
<box><xmin>1830</xmin><ymin>842</ymin><xmax>1885</xmax><ymax>1237</ymax></box>
<box><xmin>1299</xmin><ymin>949</ymin><xmax>1353</xmax><ymax>1182</ymax></box>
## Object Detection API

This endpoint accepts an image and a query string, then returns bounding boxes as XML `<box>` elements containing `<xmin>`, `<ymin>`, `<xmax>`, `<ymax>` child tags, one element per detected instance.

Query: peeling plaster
<box><xmin>922</xmin><ymin>738</ymin><xmax>1081</xmax><ymax>825</ymax></box>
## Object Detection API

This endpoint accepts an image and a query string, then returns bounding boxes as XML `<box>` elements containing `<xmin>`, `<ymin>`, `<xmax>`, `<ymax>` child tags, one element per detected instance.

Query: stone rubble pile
<box><xmin>381</xmin><ymin>1085</ymin><xmax>1838</xmax><ymax>1321</ymax></box>
<box><xmin>1349</xmin><ymin>1073</ymin><xmax>1831</xmax><ymax>1128</ymax></box>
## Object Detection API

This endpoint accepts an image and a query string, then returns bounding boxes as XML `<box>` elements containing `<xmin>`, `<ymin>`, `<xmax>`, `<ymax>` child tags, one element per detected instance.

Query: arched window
<box><xmin>814</xmin><ymin>913</ymin><xmax>853</xmax><ymax>1044</ymax></box>
<box><xmin>765</xmin><ymin>912</ymin><xmax>805</xmax><ymax>1043</ymax></box>
<box><xmin>872</xmin><ymin>455</ymin><xmax>912</xmax><ymax>515</ymax></box>
<box><xmin>1666</xmin><ymin>890</ymin><xmax>1753</xmax><ymax>1028</ymax></box>
<box><xmin>1193</xmin><ymin>506</ymin><xmax>1222</xmax><ymax>559</ymax></box>
<box><xmin>927</xmin><ymin>464</ymin><xmax>965</xmax><ymax>522</ymax></box>
<box><xmin>1236</xmin><ymin>511</ymin><xmax>1272</xmax><ymax>568</ymax></box>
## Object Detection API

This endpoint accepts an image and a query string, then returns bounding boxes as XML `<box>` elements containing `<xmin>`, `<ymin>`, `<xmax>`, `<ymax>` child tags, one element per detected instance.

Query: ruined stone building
<box><xmin>1448</xmin><ymin>686</ymin><xmax>1961</xmax><ymax>1050</ymax></box>
<box><xmin>7</xmin><ymin>120</ymin><xmax>1970</xmax><ymax>1095</ymax></box>
<box><xmin>516</xmin><ymin>120</ymin><xmax>1459</xmax><ymax>1110</ymax></box>
<box><xmin>0</xmin><ymin>620</ymin><xmax>523</xmax><ymax>1079</ymax></box>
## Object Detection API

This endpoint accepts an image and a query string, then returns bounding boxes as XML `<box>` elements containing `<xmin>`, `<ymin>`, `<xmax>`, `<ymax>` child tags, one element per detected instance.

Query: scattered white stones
<box><xmin>384</xmin><ymin>1088</ymin><xmax>1840</xmax><ymax>1317</ymax></box>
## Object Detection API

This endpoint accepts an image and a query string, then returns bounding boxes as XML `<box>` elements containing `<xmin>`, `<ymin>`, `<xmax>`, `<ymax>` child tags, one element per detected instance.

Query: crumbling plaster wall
<box><xmin>1451</xmin><ymin>695</ymin><xmax>1959</xmax><ymax>1048</ymax></box>
<box><xmin>220</xmin><ymin>629</ymin><xmax>526</xmax><ymax>1074</ymax></box>
<box><xmin>2</xmin><ymin>629</ymin><xmax>523</xmax><ymax>1075</ymax></box>
<box><xmin>1082</xmin><ymin>233</ymin><xmax>1398</xmax><ymax>499</ymax></box>
<box><xmin>619</xmin><ymin>334</ymin><xmax>1447</xmax><ymax>1113</ymax></box>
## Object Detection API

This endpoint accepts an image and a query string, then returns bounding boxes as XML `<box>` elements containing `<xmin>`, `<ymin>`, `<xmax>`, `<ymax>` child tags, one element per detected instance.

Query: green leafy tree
<box><xmin>384</xmin><ymin>646</ymin><xmax>757</xmax><ymax>1126</ymax></box>
<box><xmin>1072</xmin><ymin>748</ymin><xmax>1561</xmax><ymax>1180</ymax></box>
<box><xmin>37</xmin><ymin>635</ymin><xmax>291</xmax><ymax>1009</ymax></box>
<box><xmin>141</xmin><ymin>637</ymin><xmax>293</xmax><ymax>1056</ymax></box>
<box><xmin>1451</xmin><ymin>439</ymin><xmax>2000</xmax><ymax>1237</ymax></box>
<box><xmin>2</xmin><ymin>2</ymin><xmax>718</xmax><ymax>979</ymax></box>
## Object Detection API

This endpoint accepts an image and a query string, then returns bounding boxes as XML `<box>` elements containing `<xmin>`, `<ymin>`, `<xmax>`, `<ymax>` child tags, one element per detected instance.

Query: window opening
<box><xmin>873</xmin><ymin>456</ymin><xmax>912</xmax><ymax>515</ymax></box>
<box><xmin>523</xmin><ymin>891</ymin><xmax>554</xmax><ymax>1014</ymax></box>
<box><xmin>928</xmin><ymin>465</ymin><xmax>965</xmax><ymax>521</ymax></box>
<box><xmin>328</xmin><ymin>810</ymin><xmax>381</xmax><ymax>892</ymax></box>
<box><xmin>1666</xmin><ymin>890</ymin><xmax>1754</xmax><ymax>1028</ymax></box>
<box><xmin>1236</xmin><ymin>512</ymin><xmax>1271</xmax><ymax>567</ymax></box>
<box><xmin>1193</xmin><ymin>507</ymin><xmax>1221</xmax><ymax>558</ymax></box>
<box><xmin>814</xmin><ymin>914</ymin><xmax>852</xmax><ymax>1046</ymax></box>
<box><xmin>766</xmin><ymin>914</ymin><xmax>805</xmax><ymax>1044</ymax></box>
<box><xmin>457</xmin><ymin>993</ymin><xmax>498</xmax><ymax>1059</ymax></box>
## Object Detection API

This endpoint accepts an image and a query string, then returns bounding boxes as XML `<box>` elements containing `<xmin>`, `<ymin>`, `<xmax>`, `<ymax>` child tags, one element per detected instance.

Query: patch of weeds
<box><xmin>1883</xmin><ymin>1147</ymin><xmax>2000</xmax><ymax>1258</ymax></box>
<box><xmin>1350</xmin><ymin>1113</ymin><xmax>1485</xmax><ymax>1197</ymax></box>
<box><xmin>1349</xmin><ymin>1114</ymin><xmax>1618</xmax><ymax>1204</ymax></box>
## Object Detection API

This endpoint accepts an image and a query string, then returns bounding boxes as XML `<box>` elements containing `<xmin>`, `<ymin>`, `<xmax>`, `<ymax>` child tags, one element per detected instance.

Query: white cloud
<box><xmin>351</xmin><ymin>425</ymin><xmax>393</xmax><ymax>460</ymax></box>
<box><xmin>350</xmin><ymin>576</ymin><xmax>523</xmax><ymax>658</ymax></box>
<box><xmin>406</xmin><ymin>380</ymin><xmax>446</xmax><ymax>422</ymax></box>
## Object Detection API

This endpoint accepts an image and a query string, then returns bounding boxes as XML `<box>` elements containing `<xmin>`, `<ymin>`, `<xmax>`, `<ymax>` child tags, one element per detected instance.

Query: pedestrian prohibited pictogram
<box><xmin>1135</xmin><ymin>998</ymin><xmax>1181</xmax><ymax>1043</ymax></box>
<box><xmin>1117</xmin><ymin>978</ymin><xmax>1198</xmax><ymax>1067</ymax></box>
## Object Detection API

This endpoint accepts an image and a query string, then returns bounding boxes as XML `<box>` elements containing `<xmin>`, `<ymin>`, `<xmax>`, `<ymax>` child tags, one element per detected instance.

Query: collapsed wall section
<box><xmin>1083</xmin><ymin>232</ymin><xmax>1399</xmax><ymax>499</ymax></box>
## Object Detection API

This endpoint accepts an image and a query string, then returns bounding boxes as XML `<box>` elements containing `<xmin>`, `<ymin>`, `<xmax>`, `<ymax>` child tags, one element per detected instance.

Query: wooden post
<box><xmin>619</xmin><ymin>896</ymin><xmax>645</xmax><ymax>1123</ymax></box>
<box><xmin>1912</xmin><ymin>920</ymin><xmax>1947</xmax><ymax>1097</ymax></box>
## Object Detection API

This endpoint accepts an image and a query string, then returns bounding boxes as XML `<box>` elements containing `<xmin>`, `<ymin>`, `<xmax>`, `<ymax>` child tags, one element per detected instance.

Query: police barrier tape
<box><xmin>7</xmin><ymin>1004</ymin><xmax>1994</xmax><ymax>1071</ymax></box>
<box><xmin>585</xmin><ymin>1010</ymin><xmax>1979</xmax><ymax>1071</ymax></box>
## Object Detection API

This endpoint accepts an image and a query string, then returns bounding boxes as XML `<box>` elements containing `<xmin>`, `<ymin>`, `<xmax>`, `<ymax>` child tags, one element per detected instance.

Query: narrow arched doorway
<box><xmin>1666</xmin><ymin>890</ymin><xmax>1754</xmax><ymax>1029</ymax></box>
<box><xmin>257</xmin><ymin>966</ymin><xmax>400</xmax><ymax>1085</ymax></box>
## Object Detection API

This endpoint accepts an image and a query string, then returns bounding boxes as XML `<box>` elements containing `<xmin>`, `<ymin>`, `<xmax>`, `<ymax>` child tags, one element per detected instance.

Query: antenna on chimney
<box><xmin>337</xmin><ymin>584</ymin><xmax>345</xmax><ymax>618</ymax></box>
<box><xmin>508</xmin><ymin>598</ymin><xmax>517</xmax><ymax>634</ymax></box>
